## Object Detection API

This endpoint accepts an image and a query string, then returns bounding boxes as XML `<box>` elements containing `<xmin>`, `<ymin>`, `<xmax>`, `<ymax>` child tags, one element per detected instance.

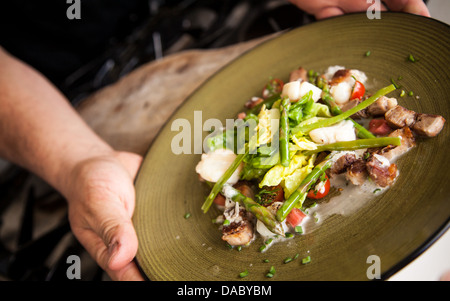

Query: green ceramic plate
<box><xmin>133</xmin><ymin>12</ymin><xmax>450</xmax><ymax>281</ymax></box>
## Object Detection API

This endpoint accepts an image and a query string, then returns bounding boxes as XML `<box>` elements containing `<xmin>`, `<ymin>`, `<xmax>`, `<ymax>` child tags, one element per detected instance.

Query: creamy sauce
<box><xmin>301</xmin><ymin>173</ymin><xmax>388</xmax><ymax>233</ymax></box>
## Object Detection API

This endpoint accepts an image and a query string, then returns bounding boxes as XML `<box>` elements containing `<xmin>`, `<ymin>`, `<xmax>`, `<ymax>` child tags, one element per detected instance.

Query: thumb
<box><xmin>71</xmin><ymin>194</ymin><xmax>139</xmax><ymax>273</ymax></box>
<box><xmin>103</xmin><ymin>216</ymin><xmax>139</xmax><ymax>271</ymax></box>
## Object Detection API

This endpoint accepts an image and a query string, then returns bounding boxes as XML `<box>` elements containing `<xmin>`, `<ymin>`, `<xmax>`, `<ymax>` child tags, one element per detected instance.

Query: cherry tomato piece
<box><xmin>369</xmin><ymin>119</ymin><xmax>392</xmax><ymax>135</ymax></box>
<box><xmin>307</xmin><ymin>175</ymin><xmax>330</xmax><ymax>199</ymax></box>
<box><xmin>286</xmin><ymin>208</ymin><xmax>306</xmax><ymax>228</ymax></box>
<box><xmin>350</xmin><ymin>80</ymin><xmax>365</xmax><ymax>100</ymax></box>
<box><xmin>262</xmin><ymin>78</ymin><xmax>284</xmax><ymax>99</ymax></box>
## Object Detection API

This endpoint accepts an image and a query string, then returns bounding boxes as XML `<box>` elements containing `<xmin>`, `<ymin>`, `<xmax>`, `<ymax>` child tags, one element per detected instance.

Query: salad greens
<box><xmin>200</xmin><ymin>73</ymin><xmax>398</xmax><ymax>232</ymax></box>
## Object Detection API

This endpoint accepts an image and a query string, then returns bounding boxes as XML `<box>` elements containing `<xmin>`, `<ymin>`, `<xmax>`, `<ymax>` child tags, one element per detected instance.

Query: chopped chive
<box><xmin>408</xmin><ymin>91</ymin><xmax>414</xmax><ymax>96</ymax></box>
<box><xmin>239</xmin><ymin>270</ymin><xmax>249</xmax><ymax>278</ymax></box>
<box><xmin>365</xmin><ymin>50</ymin><xmax>371</xmax><ymax>57</ymax></box>
<box><xmin>265</xmin><ymin>265</ymin><xmax>276</xmax><ymax>277</ymax></box>
<box><xmin>400</xmin><ymin>90</ymin><xmax>406</xmax><ymax>97</ymax></box>
<box><xmin>390</xmin><ymin>78</ymin><xmax>401</xmax><ymax>89</ymax></box>
<box><xmin>408</xmin><ymin>54</ymin><xmax>417</xmax><ymax>62</ymax></box>
<box><xmin>285</xmin><ymin>232</ymin><xmax>294</xmax><ymax>238</ymax></box>
<box><xmin>284</xmin><ymin>257</ymin><xmax>293</xmax><ymax>264</ymax></box>
<box><xmin>295</xmin><ymin>226</ymin><xmax>303</xmax><ymax>234</ymax></box>
<box><xmin>223</xmin><ymin>219</ymin><xmax>230</xmax><ymax>226</ymax></box>
<box><xmin>302</xmin><ymin>256</ymin><xmax>311</xmax><ymax>264</ymax></box>
<box><xmin>263</xmin><ymin>259</ymin><xmax>270</xmax><ymax>263</ymax></box>
<box><xmin>265</xmin><ymin>238</ymin><xmax>273</xmax><ymax>245</ymax></box>
<box><xmin>259</xmin><ymin>245</ymin><xmax>267</xmax><ymax>252</ymax></box>
<box><xmin>373</xmin><ymin>188</ymin><xmax>381</xmax><ymax>194</ymax></box>
<box><xmin>236</xmin><ymin>246</ymin><xmax>242</xmax><ymax>252</ymax></box>
<box><xmin>397</xmin><ymin>76</ymin><xmax>403</xmax><ymax>80</ymax></box>
<box><xmin>294</xmin><ymin>253</ymin><xmax>300</xmax><ymax>260</ymax></box>
<box><xmin>184</xmin><ymin>213</ymin><xmax>191</xmax><ymax>219</ymax></box>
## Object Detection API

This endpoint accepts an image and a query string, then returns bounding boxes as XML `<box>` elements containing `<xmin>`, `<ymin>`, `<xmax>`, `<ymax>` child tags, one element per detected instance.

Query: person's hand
<box><xmin>64</xmin><ymin>151</ymin><xmax>144</xmax><ymax>280</ymax></box>
<box><xmin>289</xmin><ymin>0</ymin><xmax>430</xmax><ymax>20</ymax></box>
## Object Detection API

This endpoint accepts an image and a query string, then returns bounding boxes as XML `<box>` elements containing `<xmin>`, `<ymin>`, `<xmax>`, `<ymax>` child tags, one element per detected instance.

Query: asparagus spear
<box><xmin>225</xmin><ymin>186</ymin><xmax>285</xmax><ymax>236</ymax></box>
<box><xmin>201</xmin><ymin>150</ymin><xmax>249</xmax><ymax>213</ymax></box>
<box><xmin>276</xmin><ymin>154</ymin><xmax>333</xmax><ymax>222</ymax></box>
<box><xmin>292</xmin><ymin>84</ymin><xmax>396</xmax><ymax>135</ymax></box>
<box><xmin>303</xmin><ymin>137</ymin><xmax>401</xmax><ymax>156</ymax></box>
<box><xmin>279</xmin><ymin>97</ymin><xmax>291</xmax><ymax>167</ymax></box>
<box><xmin>321</xmin><ymin>93</ymin><xmax>376</xmax><ymax>139</ymax></box>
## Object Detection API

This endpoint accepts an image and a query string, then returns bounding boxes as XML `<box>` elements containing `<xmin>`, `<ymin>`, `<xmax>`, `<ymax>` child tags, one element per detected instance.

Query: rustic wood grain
<box><xmin>77</xmin><ymin>35</ymin><xmax>277</xmax><ymax>156</ymax></box>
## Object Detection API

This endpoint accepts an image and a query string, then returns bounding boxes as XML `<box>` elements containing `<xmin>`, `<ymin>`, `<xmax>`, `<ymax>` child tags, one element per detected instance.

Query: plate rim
<box><xmin>133</xmin><ymin>11</ymin><xmax>450</xmax><ymax>281</ymax></box>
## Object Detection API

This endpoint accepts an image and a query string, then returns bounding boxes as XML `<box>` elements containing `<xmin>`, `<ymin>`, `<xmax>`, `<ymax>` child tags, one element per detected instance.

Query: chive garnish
<box><xmin>265</xmin><ymin>266</ymin><xmax>276</xmax><ymax>277</ymax></box>
<box><xmin>390</xmin><ymin>78</ymin><xmax>401</xmax><ymax>89</ymax></box>
<box><xmin>295</xmin><ymin>226</ymin><xmax>303</xmax><ymax>234</ymax></box>
<box><xmin>408</xmin><ymin>54</ymin><xmax>417</xmax><ymax>62</ymax></box>
<box><xmin>284</xmin><ymin>257</ymin><xmax>293</xmax><ymax>264</ymax></box>
<box><xmin>223</xmin><ymin>219</ymin><xmax>230</xmax><ymax>226</ymax></box>
<box><xmin>365</xmin><ymin>50</ymin><xmax>371</xmax><ymax>57</ymax></box>
<box><xmin>239</xmin><ymin>270</ymin><xmax>249</xmax><ymax>278</ymax></box>
<box><xmin>302</xmin><ymin>256</ymin><xmax>311</xmax><ymax>264</ymax></box>
<box><xmin>184</xmin><ymin>213</ymin><xmax>191</xmax><ymax>219</ymax></box>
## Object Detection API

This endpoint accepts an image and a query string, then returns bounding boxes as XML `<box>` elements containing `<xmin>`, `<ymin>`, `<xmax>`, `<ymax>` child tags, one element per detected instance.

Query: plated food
<box><xmin>133</xmin><ymin>13</ymin><xmax>450</xmax><ymax>281</ymax></box>
<box><xmin>196</xmin><ymin>65</ymin><xmax>446</xmax><ymax>250</ymax></box>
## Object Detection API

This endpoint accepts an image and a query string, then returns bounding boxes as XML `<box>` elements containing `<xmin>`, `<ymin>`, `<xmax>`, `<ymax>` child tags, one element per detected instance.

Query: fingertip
<box><xmin>106</xmin><ymin>225</ymin><xmax>139</xmax><ymax>271</ymax></box>
<box><xmin>315</xmin><ymin>7</ymin><xmax>344</xmax><ymax>20</ymax></box>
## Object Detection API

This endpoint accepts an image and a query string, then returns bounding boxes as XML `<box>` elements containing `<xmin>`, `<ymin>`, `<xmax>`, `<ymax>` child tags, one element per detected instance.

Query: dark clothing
<box><xmin>0</xmin><ymin>0</ymin><xmax>149</xmax><ymax>88</ymax></box>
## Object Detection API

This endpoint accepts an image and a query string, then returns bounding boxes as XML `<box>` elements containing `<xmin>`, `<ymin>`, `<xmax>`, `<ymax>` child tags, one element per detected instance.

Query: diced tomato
<box><xmin>307</xmin><ymin>174</ymin><xmax>330</xmax><ymax>199</ymax></box>
<box><xmin>213</xmin><ymin>193</ymin><xmax>226</xmax><ymax>206</ymax></box>
<box><xmin>350</xmin><ymin>80</ymin><xmax>365</xmax><ymax>100</ymax></box>
<box><xmin>369</xmin><ymin>119</ymin><xmax>392</xmax><ymax>135</ymax></box>
<box><xmin>262</xmin><ymin>78</ymin><xmax>284</xmax><ymax>99</ymax></box>
<box><xmin>286</xmin><ymin>208</ymin><xmax>306</xmax><ymax>228</ymax></box>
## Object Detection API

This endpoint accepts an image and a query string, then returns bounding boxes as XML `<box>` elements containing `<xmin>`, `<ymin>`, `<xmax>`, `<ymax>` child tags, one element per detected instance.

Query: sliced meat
<box><xmin>366</xmin><ymin>96</ymin><xmax>398</xmax><ymax>116</ymax></box>
<box><xmin>378</xmin><ymin>127</ymin><xmax>416</xmax><ymax>161</ymax></box>
<box><xmin>412</xmin><ymin>113</ymin><xmax>446</xmax><ymax>137</ymax></box>
<box><xmin>330</xmin><ymin>152</ymin><xmax>357</xmax><ymax>175</ymax></box>
<box><xmin>385</xmin><ymin>105</ymin><xmax>417</xmax><ymax>128</ymax></box>
<box><xmin>345</xmin><ymin>159</ymin><xmax>368</xmax><ymax>186</ymax></box>
<box><xmin>330</xmin><ymin>69</ymin><xmax>351</xmax><ymax>85</ymax></box>
<box><xmin>340</xmin><ymin>99</ymin><xmax>368</xmax><ymax>119</ymax></box>
<box><xmin>366</xmin><ymin>154</ymin><xmax>398</xmax><ymax>188</ymax></box>
<box><xmin>222</xmin><ymin>204</ymin><xmax>254</xmax><ymax>246</ymax></box>
<box><xmin>245</xmin><ymin>96</ymin><xmax>263</xmax><ymax>109</ymax></box>
<box><xmin>233</xmin><ymin>181</ymin><xmax>255</xmax><ymax>200</ymax></box>
<box><xmin>222</xmin><ymin>219</ymin><xmax>254</xmax><ymax>246</ymax></box>
<box><xmin>289</xmin><ymin>67</ymin><xmax>308</xmax><ymax>82</ymax></box>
